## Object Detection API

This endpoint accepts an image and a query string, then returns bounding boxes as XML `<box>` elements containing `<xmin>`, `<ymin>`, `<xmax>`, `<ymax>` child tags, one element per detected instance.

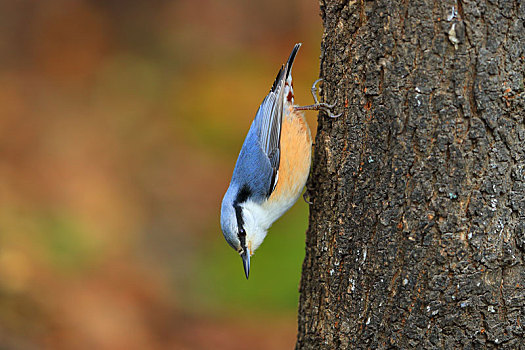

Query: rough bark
<box><xmin>296</xmin><ymin>0</ymin><xmax>525</xmax><ymax>349</ymax></box>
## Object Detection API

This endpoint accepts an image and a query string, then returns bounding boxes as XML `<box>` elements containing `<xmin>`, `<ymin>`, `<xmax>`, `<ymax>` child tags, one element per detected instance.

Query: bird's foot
<box><xmin>294</xmin><ymin>79</ymin><xmax>342</xmax><ymax>118</ymax></box>
<box><xmin>303</xmin><ymin>190</ymin><xmax>313</xmax><ymax>204</ymax></box>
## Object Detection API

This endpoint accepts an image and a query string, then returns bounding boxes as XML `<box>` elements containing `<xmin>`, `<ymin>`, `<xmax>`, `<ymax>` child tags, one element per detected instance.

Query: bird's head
<box><xmin>220</xmin><ymin>186</ymin><xmax>268</xmax><ymax>279</ymax></box>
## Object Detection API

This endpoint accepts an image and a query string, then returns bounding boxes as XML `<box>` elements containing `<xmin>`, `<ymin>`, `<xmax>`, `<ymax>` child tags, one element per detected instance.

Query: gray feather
<box><xmin>228</xmin><ymin>44</ymin><xmax>301</xmax><ymax>202</ymax></box>
<box><xmin>253</xmin><ymin>43</ymin><xmax>301</xmax><ymax>195</ymax></box>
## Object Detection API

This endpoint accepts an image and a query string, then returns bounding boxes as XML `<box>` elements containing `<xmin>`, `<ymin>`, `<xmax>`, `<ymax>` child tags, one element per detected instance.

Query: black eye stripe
<box><xmin>235</xmin><ymin>184</ymin><xmax>252</xmax><ymax>204</ymax></box>
<box><xmin>238</xmin><ymin>227</ymin><xmax>246</xmax><ymax>248</ymax></box>
<box><xmin>233</xmin><ymin>184</ymin><xmax>251</xmax><ymax>245</ymax></box>
<box><xmin>234</xmin><ymin>205</ymin><xmax>244</xmax><ymax>232</ymax></box>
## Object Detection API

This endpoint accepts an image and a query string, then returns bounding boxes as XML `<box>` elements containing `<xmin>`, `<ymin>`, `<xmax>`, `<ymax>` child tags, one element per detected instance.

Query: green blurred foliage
<box><xmin>0</xmin><ymin>0</ymin><xmax>322</xmax><ymax>348</ymax></box>
<box><xmin>193</xmin><ymin>203</ymin><xmax>308</xmax><ymax>316</ymax></box>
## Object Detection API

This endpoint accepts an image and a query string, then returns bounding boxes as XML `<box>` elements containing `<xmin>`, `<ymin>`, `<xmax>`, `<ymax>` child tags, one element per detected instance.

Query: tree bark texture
<box><xmin>297</xmin><ymin>0</ymin><xmax>524</xmax><ymax>349</ymax></box>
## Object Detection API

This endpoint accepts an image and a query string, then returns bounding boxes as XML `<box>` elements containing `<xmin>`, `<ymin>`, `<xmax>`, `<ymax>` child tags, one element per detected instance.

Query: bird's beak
<box><xmin>241</xmin><ymin>247</ymin><xmax>250</xmax><ymax>279</ymax></box>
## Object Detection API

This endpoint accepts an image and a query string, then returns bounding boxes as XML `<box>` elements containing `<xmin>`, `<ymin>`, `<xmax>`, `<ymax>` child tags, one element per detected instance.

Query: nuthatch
<box><xmin>220</xmin><ymin>43</ymin><xmax>339</xmax><ymax>279</ymax></box>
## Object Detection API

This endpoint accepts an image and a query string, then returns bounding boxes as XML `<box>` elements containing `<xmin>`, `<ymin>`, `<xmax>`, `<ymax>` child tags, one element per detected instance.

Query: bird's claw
<box><xmin>315</xmin><ymin>102</ymin><xmax>341</xmax><ymax>118</ymax></box>
<box><xmin>294</xmin><ymin>78</ymin><xmax>341</xmax><ymax>118</ymax></box>
<box><xmin>303</xmin><ymin>190</ymin><xmax>313</xmax><ymax>204</ymax></box>
<box><xmin>310</xmin><ymin>78</ymin><xmax>323</xmax><ymax>105</ymax></box>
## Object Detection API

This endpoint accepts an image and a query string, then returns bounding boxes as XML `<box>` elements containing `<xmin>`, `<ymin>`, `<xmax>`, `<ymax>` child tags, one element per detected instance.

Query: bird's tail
<box><xmin>285</xmin><ymin>43</ymin><xmax>301</xmax><ymax>84</ymax></box>
<box><xmin>267</xmin><ymin>43</ymin><xmax>301</xmax><ymax>108</ymax></box>
<box><xmin>283</xmin><ymin>43</ymin><xmax>301</xmax><ymax>105</ymax></box>
<box><xmin>270</xmin><ymin>43</ymin><xmax>301</xmax><ymax>94</ymax></box>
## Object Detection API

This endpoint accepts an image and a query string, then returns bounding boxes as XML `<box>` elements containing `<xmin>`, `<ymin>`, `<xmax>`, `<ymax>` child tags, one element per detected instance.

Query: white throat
<box><xmin>240</xmin><ymin>200</ymin><xmax>275</xmax><ymax>253</ymax></box>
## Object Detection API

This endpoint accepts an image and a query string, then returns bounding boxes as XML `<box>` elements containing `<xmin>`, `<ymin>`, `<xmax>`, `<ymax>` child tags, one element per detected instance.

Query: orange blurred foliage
<box><xmin>0</xmin><ymin>0</ymin><xmax>322</xmax><ymax>348</ymax></box>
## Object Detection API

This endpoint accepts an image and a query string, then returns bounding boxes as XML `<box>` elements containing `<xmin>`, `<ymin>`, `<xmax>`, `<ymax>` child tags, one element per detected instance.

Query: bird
<box><xmin>220</xmin><ymin>43</ymin><xmax>339</xmax><ymax>279</ymax></box>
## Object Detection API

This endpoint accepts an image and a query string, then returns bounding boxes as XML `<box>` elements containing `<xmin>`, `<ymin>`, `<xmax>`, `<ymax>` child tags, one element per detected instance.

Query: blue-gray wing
<box><xmin>253</xmin><ymin>43</ymin><xmax>301</xmax><ymax>195</ymax></box>
<box><xmin>230</xmin><ymin>129</ymin><xmax>275</xmax><ymax>202</ymax></box>
<box><xmin>229</xmin><ymin>44</ymin><xmax>301</xmax><ymax>202</ymax></box>
<box><xmin>254</xmin><ymin>66</ymin><xmax>286</xmax><ymax>194</ymax></box>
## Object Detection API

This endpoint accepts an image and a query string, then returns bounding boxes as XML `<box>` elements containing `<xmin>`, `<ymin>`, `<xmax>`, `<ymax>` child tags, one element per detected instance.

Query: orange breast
<box><xmin>267</xmin><ymin>108</ymin><xmax>312</xmax><ymax>205</ymax></box>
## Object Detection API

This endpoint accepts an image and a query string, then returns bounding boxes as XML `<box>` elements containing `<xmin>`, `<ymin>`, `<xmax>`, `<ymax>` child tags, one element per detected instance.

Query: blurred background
<box><xmin>0</xmin><ymin>1</ymin><xmax>322</xmax><ymax>349</ymax></box>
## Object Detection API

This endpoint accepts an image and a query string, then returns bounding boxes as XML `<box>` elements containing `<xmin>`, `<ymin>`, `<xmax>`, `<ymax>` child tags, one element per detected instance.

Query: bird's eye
<box><xmin>238</xmin><ymin>227</ymin><xmax>246</xmax><ymax>237</ymax></box>
<box><xmin>237</xmin><ymin>227</ymin><xmax>247</xmax><ymax>248</ymax></box>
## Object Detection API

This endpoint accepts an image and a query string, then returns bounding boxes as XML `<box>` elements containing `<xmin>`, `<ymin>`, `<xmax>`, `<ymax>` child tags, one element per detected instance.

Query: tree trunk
<box><xmin>296</xmin><ymin>0</ymin><xmax>525</xmax><ymax>348</ymax></box>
